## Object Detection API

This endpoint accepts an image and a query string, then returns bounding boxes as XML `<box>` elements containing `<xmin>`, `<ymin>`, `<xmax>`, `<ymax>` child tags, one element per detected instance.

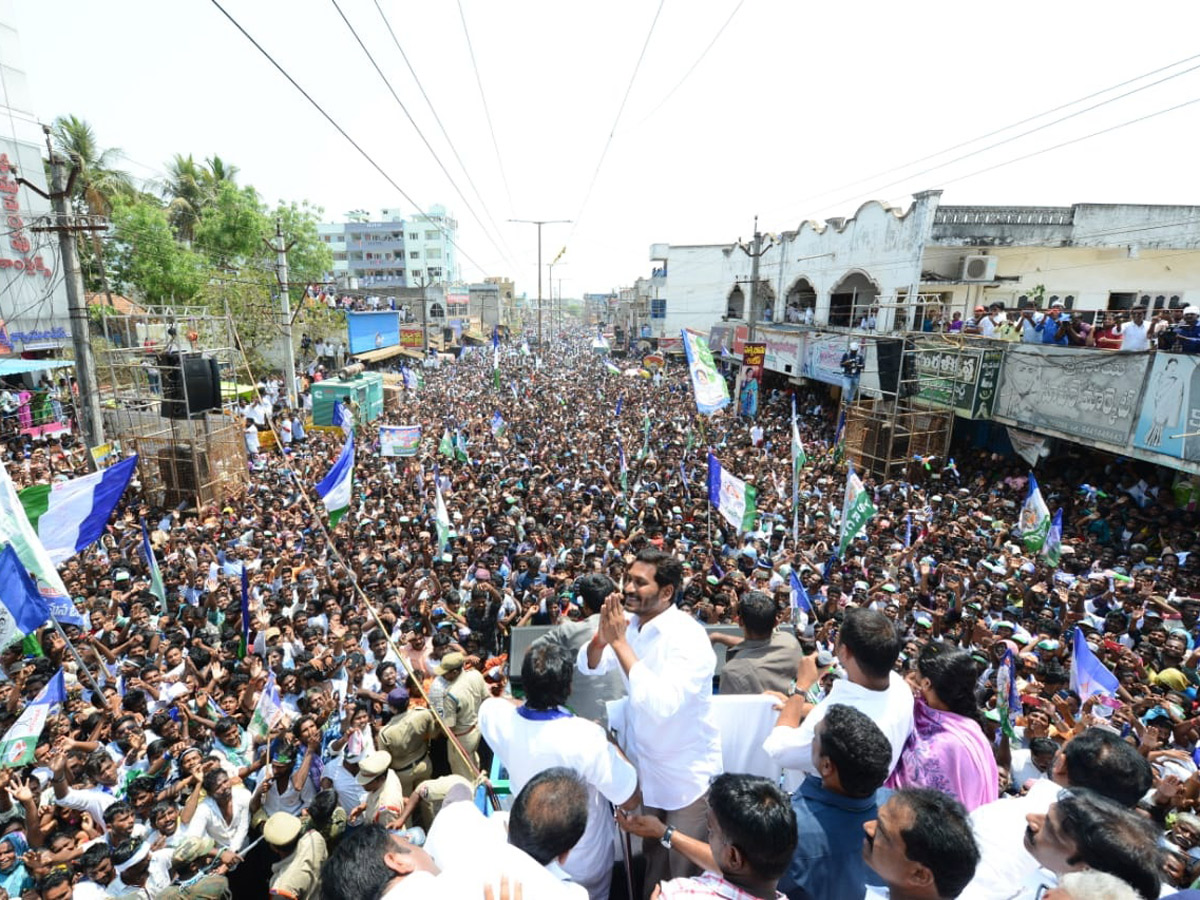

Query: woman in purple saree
<box><xmin>887</xmin><ymin>641</ymin><xmax>999</xmax><ymax>811</ymax></box>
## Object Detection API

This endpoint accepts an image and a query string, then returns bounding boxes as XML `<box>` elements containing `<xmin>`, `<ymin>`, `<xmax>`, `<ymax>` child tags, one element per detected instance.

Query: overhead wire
<box><xmin>568</xmin><ymin>0</ymin><xmax>666</xmax><ymax>243</ymax></box>
<box><xmin>456</xmin><ymin>0</ymin><xmax>515</xmax><ymax>216</ymax></box>
<box><xmin>371</xmin><ymin>0</ymin><xmax>519</xmax><ymax>269</ymax></box>
<box><xmin>627</xmin><ymin>0</ymin><xmax>745</xmax><ymax>132</ymax></box>
<box><xmin>207</xmin><ymin>0</ymin><xmax>494</xmax><ymax>280</ymax></box>
<box><xmin>328</xmin><ymin>0</ymin><xmax>519</xmax><ymax>274</ymax></box>
<box><xmin>772</xmin><ymin>51</ymin><xmax>1200</xmax><ymax>221</ymax></box>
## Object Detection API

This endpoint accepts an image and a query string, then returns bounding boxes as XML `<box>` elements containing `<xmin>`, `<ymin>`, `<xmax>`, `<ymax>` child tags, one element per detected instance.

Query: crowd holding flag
<box><xmin>18</xmin><ymin>454</ymin><xmax>137</xmax><ymax>565</ymax></box>
<box><xmin>1071</xmin><ymin>626</ymin><xmax>1120</xmax><ymax>699</ymax></box>
<box><xmin>996</xmin><ymin>645</ymin><xmax>1020</xmax><ymax>741</ymax></box>
<box><xmin>332</xmin><ymin>399</ymin><xmax>353</xmax><ymax>436</ymax></box>
<box><xmin>238</xmin><ymin>564</ymin><xmax>251</xmax><ymax>659</ymax></box>
<box><xmin>1018</xmin><ymin>473</ymin><xmax>1051</xmax><ymax>554</ymax></box>
<box><xmin>140</xmin><ymin>518</ymin><xmax>167</xmax><ymax>607</ymax></box>
<box><xmin>682</xmin><ymin>328</ymin><xmax>730</xmax><ymax>415</ymax></box>
<box><xmin>0</xmin><ymin>459</ymin><xmax>78</xmax><ymax>603</ymax></box>
<box><xmin>0</xmin><ymin>544</ymin><xmax>50</xmax><ymax>651</ymax></box>
<box><xmin>707</xmin><ymin>451</ymin><xmax>758</xmax><ymax>532</ymax></box>
<box><xmin>789</xmin><ymin>569</ymin><xmax>813</xmax><ymax>616</ymax></box>
<box><xmin>491</xmin><ymin>411</ymin><xmax>507</xmax><ymax>437</ymax></box>
<box><xmin>439</xmin><ymin>428</ymin><xmax>455</xmax><ymax>459</ymax></box>
<box><xmin>1042</xmin><ymin>509</ymin><xmax>1064</xmax><ymax>567</ymax></box>
<box><xmin>248</xmin><ymin>671</ymin><xmax>285</xmax><ymax>741</ymax></box>
<box><xmin>838</xmin><ymin>461</ymin><xmax>877</xmax><ymax>557</ymax></box>
<box><xmin>315</xmin><ymin>430</ymin><xmax>355</xmax><ymax>527</ymax></box>
<box><xmin>435</xmin><ymin>480</ymin><xmax>452</xmax><ymax>550</ymax></box>
<box><xmin>0</xmin><ymin>670</ymin><xmax>64</xmax><ymax>768</ymax></box>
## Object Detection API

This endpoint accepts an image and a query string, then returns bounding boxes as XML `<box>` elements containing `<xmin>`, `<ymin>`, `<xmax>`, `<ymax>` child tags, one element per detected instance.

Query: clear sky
<box><xmin>11</xmin><ymin>0</ymin><xmax>1200</xmax><ymax>299</ymax></box>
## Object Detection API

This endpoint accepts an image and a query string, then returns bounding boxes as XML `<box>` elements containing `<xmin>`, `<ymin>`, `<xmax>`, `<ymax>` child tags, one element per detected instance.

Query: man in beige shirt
<box><xmin>265</xmin><ymin>812</ymin><xmax>327</xmax><ymax>900</ymax></box>
<box><xmin>378</xmin><ymin>685</ymin><xmax>437</xmax><ymax>796</ymax></box>
<box><xmin>352</xmin><ymin>750</ymin><xmax>405</xmax><ymax>825</ymax></box>
<box><xmin>437</xmin><ymin>652</ymin><xmax>490</xmax><ymax>779</ymax></box>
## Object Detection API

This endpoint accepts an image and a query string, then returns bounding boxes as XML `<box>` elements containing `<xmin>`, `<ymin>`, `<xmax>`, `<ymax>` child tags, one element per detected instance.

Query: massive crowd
<box><xmin>0</xmin><ymin>329</ymin><xmax>1198</xmax><ymax>900</ymax></box>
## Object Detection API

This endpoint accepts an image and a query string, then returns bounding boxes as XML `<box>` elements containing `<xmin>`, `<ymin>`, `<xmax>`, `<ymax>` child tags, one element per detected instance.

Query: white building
<box><xmin>0</xmin><ymin>0</ymin><xmax>73</xmax><ymax>356</ymax></box>
<box><xmin>647</xmin><ymin>191</ymin><xmax>1200</xmax><ymax>337</ymax></box>
<box><xmin>318</xmin><ymin>205</ymin><xmax>459</xmax><ymax>289</ymax></box>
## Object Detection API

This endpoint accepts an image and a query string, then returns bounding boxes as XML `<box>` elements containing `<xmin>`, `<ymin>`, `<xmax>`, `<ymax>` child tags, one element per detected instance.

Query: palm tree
<box><xmin>49</xmin><ymin>115</ymin><xmax>135</xmax><ymax>218</ymax></box>
<box><xmin>50</xmin><ymin>115</ymin><xmax>135</xmax><ymax>299</ymax></box>
<box><xmin>203</xmin><ymin>154</ymin><xmax>239</xmax><ymax>189</ymax></box>
<box><xmin>161</xmin><ymin>153</ymin><xmax>206</xmax><ymax>243</ymax></box>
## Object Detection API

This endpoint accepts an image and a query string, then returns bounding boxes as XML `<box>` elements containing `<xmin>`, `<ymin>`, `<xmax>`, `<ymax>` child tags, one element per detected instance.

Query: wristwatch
<box><xmin>660</xmin><ymin>825</ymin><xmax>675</xmax><ymax>849</ymax></box>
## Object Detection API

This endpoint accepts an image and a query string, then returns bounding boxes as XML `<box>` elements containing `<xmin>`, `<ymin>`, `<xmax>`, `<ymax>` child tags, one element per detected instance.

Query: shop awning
<box><xmin>398</xmin><ymin>348</ymin><xmax>425</xmax><ymax>361</ymax></box>
<box><xmin>462</xmin><ymin>330</ymin><xmax>487</xmax><ymax>344</ymax></box>
<box><xmin>354</xmin><ymin>344</ymin><xmax>407</xmax><ymax>364</ymax></box>
<box><xmin>0</xmin><ymin>358</ymin><xmax>74</xmax><ymax>377</ymax></box>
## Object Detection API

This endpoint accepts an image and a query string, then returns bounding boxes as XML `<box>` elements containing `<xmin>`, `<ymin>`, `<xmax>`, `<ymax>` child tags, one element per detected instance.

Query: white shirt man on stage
<box><xmin>481</xmin><ymin>641</ymin><xmax>639</xmax><ymax>900</ymax></box>
<box><xmin>578</xmin><ymin>547</ymin><xmax>723</xmax><ymax>898</ymax></box>
<box><xmin>763</xmin><ymin>607</ymin><xmax>914</xmax><ymax>779</ymax></box>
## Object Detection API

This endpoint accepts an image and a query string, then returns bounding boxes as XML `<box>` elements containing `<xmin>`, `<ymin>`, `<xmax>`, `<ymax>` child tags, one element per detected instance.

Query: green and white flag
<box><xmin>315</xmin><ymin>431</ymin><xmax>355</xmax><ymax>527</ymax></box>
<box><xmin>838</xmin><ymin>463</ymin><xmax>877</xmax><ymax>557</ymax></box>
<box><xmin>0</xmin><ymin>670</ymin><xmax>63</xmax><ymax>768</ymax></box>
<box><xmin>18</xmin><ymin>455</ymin><xmax>137</xmax><ymax>565</ymax></box>
<box><xmin>707</xmin><ymin>452</ymin><xmax>758</xmax><ymax>532</ymax></box>
<box><xmin>0</xmin><ymin>460</ymin><xmax>71</xmax><ymax>603</ymax></box>
<box><xmin>248</xmin><ymin>671</ymin><xmax>284</xmax><ymax>741</ymax></box>
<box><xmin>454</xmin><ymin>430</ymin><xmax>469</xmax><ymax>464</ymax></box>
<box><xmin>1019</xmin><ymin>474</ymin><xmax>1051</xmax><ymax>554</ymax></box>
<box><xmin>434</xmin><ymin>481</ymin><xmax>451</xmax><ymax>550</ymax></box>
<box><xmin>1042</xmin><ymin>509</ymin><xmax>1063</xmax><ymax>567</ymax></box>
<box><xmin>439</xmin><ymin>428</ymin><xmax>455</xmax><ymax>459</ymax></box>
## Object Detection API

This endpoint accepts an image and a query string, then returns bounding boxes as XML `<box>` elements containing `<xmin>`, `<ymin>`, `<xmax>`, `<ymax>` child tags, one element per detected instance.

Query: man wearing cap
<box><xmin>353</xmin><ymin>750</ymin><xmax>406</xmax><ymax>826</ymax></box>
<box><xmin>964</xmin><ymin>305</ymin><xmax>987</xmax><ymax>335</ymax></box>
<box><xmin>580</xmin><ymin>547</ymin><xmax>722</xmax><ymax>896</ymax></box>
<box><xmin>436</xmin><ymin>652</ymin><xmax>489</xmax><ymax>779</ymax></box>
<box><xmin>265</xmin><ymin>811</ymin><xmax>327</xmax><ymax>900</ymax></box>
<box><xmin>378</xmin><ymin>684</ymin><xmax>437</xmax><ymax>798</ymax></box>
<box><xmin>158</xmin><ymin>837</ymin><xmax>238</xmax><ymax>900</ymax></box>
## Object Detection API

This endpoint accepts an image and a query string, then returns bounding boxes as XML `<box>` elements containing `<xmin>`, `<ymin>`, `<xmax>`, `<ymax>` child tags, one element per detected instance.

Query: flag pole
<box><xmin>47</xmin><ymin>614</ymin><xmax>105</xmax><ymax>700</ymax></box>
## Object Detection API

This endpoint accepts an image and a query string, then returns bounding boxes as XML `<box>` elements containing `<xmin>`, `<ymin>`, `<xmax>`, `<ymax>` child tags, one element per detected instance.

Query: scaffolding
<box><xmin>98</xmin><ymin>307</ymin><xmax>249</xmax><ymax>510</ymax></box>
<box><xmin>835</xmin><ymin>293</ymin><xmax>969</xmax><ymax>481</ymax></box>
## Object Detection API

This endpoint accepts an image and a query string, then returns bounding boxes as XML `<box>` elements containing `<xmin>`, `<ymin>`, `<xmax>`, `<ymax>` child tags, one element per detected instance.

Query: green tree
<box><xmin>107</xmin><ymin>194</ymin><xmax>204</xmax><ymax>305</ymax></box>
<box><xmin>272</xmin><ymin>200</ymin><xmax>333</xmax><ymax>303</ymax></box>
<box><xmin>161</xmin><ymin>153</ymin><xmax>207</xmax><ymax>243</ymax></box>
<box><xmin>192</xmin><ymin>181</ymin><xmax>267</xmax><ymax>266</ymax></box>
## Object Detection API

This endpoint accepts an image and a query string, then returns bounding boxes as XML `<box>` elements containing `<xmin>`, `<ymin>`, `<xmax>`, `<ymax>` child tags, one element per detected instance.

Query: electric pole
<box><xmin>737</xmin><ymin>216</ymin><xmax>775</xmax><ymax>341</ymax></box>
<box><xmin>509</xmin><ymin>218</ymin><xmax>570</xmax><ymax>346</ymax></box>
<box><xmin>29</xmin><ymin>135</ymin><xmax>105</xmax><ymax>451</ymax></box>
<box><xmin>266</xmin><ymin>220</ymin><xmax>298</xmax><ymax>406</ymax></box>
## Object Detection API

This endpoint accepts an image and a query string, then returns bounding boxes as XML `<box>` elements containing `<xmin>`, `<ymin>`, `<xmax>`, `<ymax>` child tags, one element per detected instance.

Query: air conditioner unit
<box><xmin>961</xmin><ymin>255</ymin><xmax>998</xmax><ymax>282</ymax></box>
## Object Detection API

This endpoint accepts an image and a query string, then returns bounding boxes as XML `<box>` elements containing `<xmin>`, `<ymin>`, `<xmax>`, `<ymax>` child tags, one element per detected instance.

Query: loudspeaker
<box><xmin>442</xmin><ymin>327</ymin><xmax>454</xmax><ymax>343</ymax></box>
<box><xmin>160</xmin><ymin>353</ymin><xmax>222</xmax><ymax>418</ymax></box>
<box><xmin>874</xmin><ymin>339</ymin><xmax>916</xmax><ymax>397</ymax></box>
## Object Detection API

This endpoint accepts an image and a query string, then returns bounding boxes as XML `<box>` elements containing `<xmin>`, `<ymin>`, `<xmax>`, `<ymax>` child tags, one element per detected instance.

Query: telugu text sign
<box><xmin>993</xmin><ymin>346</ymin><xmax>1149</xmax><ymax>446</ymax></box>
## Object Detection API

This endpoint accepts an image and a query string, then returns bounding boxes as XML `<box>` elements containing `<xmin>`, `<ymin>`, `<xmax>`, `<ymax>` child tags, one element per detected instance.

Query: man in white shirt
<box><xmin>481</xmin><ymin>641</ymin><xmax>639</xmax><ymax>900</ymax></box>
<box><xmin>958</xmin><ymin>727</ymin><xmax>1152</xmax><ymax>900</ymax></box>
<box><xmin>1114</xmin><ymin>307</ymin><xmax>1151</xmax><ymax>351</ymax></box>
<box><xmin>185</xmin><ymin>768</ymin><xmax>252</xmax><ymax>852</ymax></box>
<box><xmin>578</xmin><ymin>547</ymin><xmax>723</xmax><ymax>895</ymax></box>
<box><xmin>763</xmin><ymin>607</ymin><xmax>914</xmax><ymax>778</ymax></box>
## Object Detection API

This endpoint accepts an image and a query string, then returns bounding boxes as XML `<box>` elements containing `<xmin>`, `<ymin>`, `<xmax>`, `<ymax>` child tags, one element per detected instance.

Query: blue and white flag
<box><xmin>316</xmin><ymin>431</ymin><xmax>355</xmax><ymax>526</ymax></box>
<box><xmin>682</xmin><ymin>329</ymin><xmax>730</xmax><ymax>416</ymax></box>
<box><xmin>615</xmin><ymin>395</ymin><xmax>623</xmax><ymax>418</ymax></box>
<box><xmin>0</xmin><ymin>669</ymin><xmax>64</xmax><ymax>767</ymax></box>
<box><xmin>1018</xmin><ymin>473</ymin><xmax>1051</xmax><ymax>554</ymax></box>
<box><xmin>332</xmin><ymin>400</ymin><xmax>353</xmax><ymax>436</ymax></box>
<box><xmin>0</xmin><ymin>544</ymin><xmax>49</xmax><ymax>650</ymax></box>
<box><xmin>905</xmin><ymin>513</ymin><xmax>913</xmax><ymax>549</ymax></box>
<box><xmin>491</xmin><ymin>411</ymin><xmax>506</xmax><ymax>437</ymax></box>
<box><xmin>248</xmin><ymin>671</ymin><xmax>284</xmax><ymax>741</ymax></box>
<box><xmin>18</xmin><ymin>455</ymin><xmax>138</xmax><ymax>566</ymax></box>
<box><xmin>789</xmin><ymin>570</ymin><xmax>812</xmax><ymax>614</ymax></box>
<box><xmin>140</xmin><ymin>517</ymin><xmax>166</xmax><ymax>607</ymax></box>
<box><xmin>1042</xmin><ymin>509</ymin><xmax>1063</xmax><ymax>567</ymax></box>
<box><xmin>707</xmin><ymin>452</ymin><xmax>757</xmax><ymax>532</ymax></box>
<box><xmin>1070</xmin><ymin>627</ymin><xmax>1119</xmax><ymax>700</ymax></box>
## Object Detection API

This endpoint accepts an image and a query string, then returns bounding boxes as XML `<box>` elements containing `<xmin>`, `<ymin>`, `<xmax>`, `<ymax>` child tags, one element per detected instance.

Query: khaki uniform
<box><xmin>269</xmin><ymin>831</ymin><xmax>327</xmax><ymax>900</ymax></box>
<box><xmin>363</xmin><ymin>769</ymin><xmax>406</xmax><ymax>826</ymax></box>
<box><xmin>442</xmin><ymin>669</ymin><xmax>489</xmax><ymax>779</ymax></box>
<box><xmin>378</xmin><ymin>707</ymin><xmax>437</xmax><ymax>796</ymax></box>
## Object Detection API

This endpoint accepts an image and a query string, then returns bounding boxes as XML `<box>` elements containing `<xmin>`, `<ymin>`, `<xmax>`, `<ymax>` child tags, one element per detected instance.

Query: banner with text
<box><xmin>993</xmin><ymin>346</ymin><xmax>1149</xmax><ymax>446</ymax></box>
<box><xmin>379</xmin><ymin>425</ymin><xmax>422</xmax><ymax>457</ymax></box>
<box><xmin>739</xmin><ymin>342</ymin><xmax>765</xmax><ymax>418</ymax></box>
<box><xmin>913</xmin><ymin>342</ymin><xmax>1004</xmax><ymax>419</ymax></box>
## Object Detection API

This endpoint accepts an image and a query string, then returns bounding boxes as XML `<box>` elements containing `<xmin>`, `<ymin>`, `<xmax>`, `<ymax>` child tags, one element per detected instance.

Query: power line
<box><xmin>207</xmin><ymin>0</ymin><xmax>492</xmax><ymax>279</ymax></box>
<box><xmin>456</xmin><ymin>0</ymin><xmax>514</xmax><ymax>215</ymax></box>
<box><xmin>328</xmin><ymin>0</ymin><xmax>517</xmax><ymax>273</ymax></box>
<box><xmin>371</xmin><ymin>0</ymin><xmax>519</xmax><ymax>269</ymax></box>
<box><xmin>568</xmin><ymin>0</ymin><xmax>666</xmax><ymax>241</ymax></box>
<box><xmin>629</xmin><ymin>0</ymin><xmax>745</xmax><ymax>131</ymax></box>
<box><xmin>771</xmin><ymin>51</ymin><xmax>1200</xmax><ymax>221</ymax></box>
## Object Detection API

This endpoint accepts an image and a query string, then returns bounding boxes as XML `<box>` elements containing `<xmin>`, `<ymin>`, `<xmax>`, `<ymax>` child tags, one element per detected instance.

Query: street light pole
<box><xmin>509</xmin><ymin>219</ymin><xmax>570</xmax><ymax>347</ymax></box>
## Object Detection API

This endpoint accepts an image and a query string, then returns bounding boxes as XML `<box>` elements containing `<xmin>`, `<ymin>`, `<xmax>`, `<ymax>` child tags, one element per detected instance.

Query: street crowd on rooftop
<box><xmin>0</xmin><ymin>326</ymin><xmax>1199</xmax><ymax>900</ymax></box>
